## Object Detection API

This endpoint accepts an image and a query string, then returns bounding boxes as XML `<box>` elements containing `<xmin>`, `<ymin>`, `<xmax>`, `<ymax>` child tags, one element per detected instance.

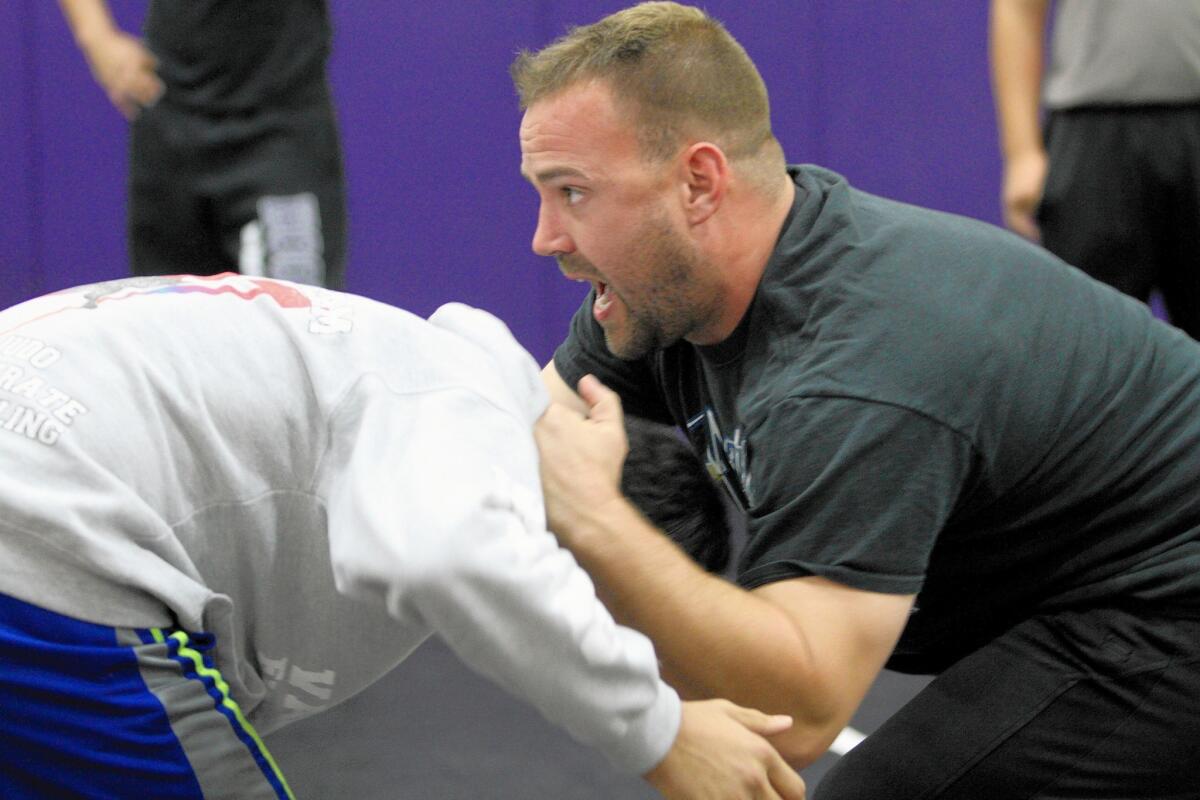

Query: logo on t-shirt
<box><xmin>71</xmin><ymin>273</ymin><xmax>313</xmax><ymax>309</ymax></box>
<box><xmin>689</xmin><ymin>407</ymin><xmax>753</xmax><ymax>510</ymax></box>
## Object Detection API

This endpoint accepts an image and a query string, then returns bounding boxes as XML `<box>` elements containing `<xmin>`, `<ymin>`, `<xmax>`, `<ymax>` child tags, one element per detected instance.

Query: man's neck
<box><xmin>690</xmin><ymin>175</ymin><xmax>795</xmax><ymax>345</ymax></box>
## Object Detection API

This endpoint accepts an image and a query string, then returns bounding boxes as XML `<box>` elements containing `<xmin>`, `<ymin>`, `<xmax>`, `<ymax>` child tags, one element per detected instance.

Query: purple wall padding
<box><xmin>1</xmin><ymin>0</ymin><xmax>41</xmax><ymax>304</ymax></box>
<box><xmin>3</xmin><ymin>1</ymin><xmax>1001</xmax><ymax>363</ymax></box>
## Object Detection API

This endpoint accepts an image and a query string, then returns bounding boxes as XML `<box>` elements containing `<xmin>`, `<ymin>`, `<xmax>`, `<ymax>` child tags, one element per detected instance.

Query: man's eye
<box><xmin>562</xmin><ymin>187</ymin><xmax>584</xmax><ymax>205</ymax></box>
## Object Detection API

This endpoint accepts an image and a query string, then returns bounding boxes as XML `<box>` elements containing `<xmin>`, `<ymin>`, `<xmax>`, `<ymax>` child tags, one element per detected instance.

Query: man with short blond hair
<box><xmin>518</xmin><ymin>3</ymin><xmax>1200</xmax><ymax>796</ymax></box>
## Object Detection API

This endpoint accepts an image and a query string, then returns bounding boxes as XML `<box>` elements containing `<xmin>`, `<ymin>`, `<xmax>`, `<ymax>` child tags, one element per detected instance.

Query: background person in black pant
<box><xmin>58</xmin><ymin>0</ymin><xmax>347</xmax><ymax>288</ymax></box>
<box><xmin>991</xmin><ymin>0</ymin><xmax>1200</xmax><ymax>338</ymax></box>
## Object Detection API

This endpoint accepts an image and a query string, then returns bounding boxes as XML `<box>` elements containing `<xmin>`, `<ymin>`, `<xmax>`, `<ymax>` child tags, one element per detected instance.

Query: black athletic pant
<box><xmin>128</xmin><ymin>84</ymin><xmax>347</xmax><ymax>289</ymax></box>
<box><xmin>1036</xmin><ymin>104</ymin><xmax>1200</xmax><ymax>340</ymax></box>
<box><xmin>817</xmin><ymin>605</ymin><xmax>1200</xmax><ymax>798</ymax></box>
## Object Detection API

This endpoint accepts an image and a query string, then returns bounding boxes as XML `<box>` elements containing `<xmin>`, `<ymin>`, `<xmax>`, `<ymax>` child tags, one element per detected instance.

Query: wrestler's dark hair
<box><xmin>621</xmin><ymin>415</ymin><xmax>731</xmax><ymax>574</ymax></box>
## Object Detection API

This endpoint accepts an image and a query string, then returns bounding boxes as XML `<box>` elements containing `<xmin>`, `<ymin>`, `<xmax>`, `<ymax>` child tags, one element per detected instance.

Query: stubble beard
<box><xmin>604</xmin><ymin>219</ymin><xmax>709</xmax><ymax>361</ymax></box>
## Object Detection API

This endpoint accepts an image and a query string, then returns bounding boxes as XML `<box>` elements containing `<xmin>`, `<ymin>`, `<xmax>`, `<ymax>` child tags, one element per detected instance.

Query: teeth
<box><xmin>595</xmin><ymin>283</ymin><xmax>612</xmax><ymax>311</ymax></box>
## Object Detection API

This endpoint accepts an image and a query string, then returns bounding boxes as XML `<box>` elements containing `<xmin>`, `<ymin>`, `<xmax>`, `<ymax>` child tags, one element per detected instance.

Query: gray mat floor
<box><xmin>267</xmin><ymin>636</ymin><xmax>932</xmax><ymax>798</ymax></box>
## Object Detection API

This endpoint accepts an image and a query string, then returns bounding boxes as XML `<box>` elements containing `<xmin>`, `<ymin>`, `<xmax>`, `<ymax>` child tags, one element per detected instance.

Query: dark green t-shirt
<box><xmin>555</xmin><ymin>165</ymin><xmax>1200</xmax><ymax>672</ymax></box>
<box><xmin>144</xmin><ymin>0</ymin><xmax>331</xmax><ymax>112</ymax></box>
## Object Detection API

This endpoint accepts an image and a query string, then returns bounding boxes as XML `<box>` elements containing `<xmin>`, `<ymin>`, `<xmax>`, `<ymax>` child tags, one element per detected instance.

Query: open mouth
<box><xmin>593</xmin><ymin>281</ymin><xmax>614</xmax><ymax>320</ymax></box>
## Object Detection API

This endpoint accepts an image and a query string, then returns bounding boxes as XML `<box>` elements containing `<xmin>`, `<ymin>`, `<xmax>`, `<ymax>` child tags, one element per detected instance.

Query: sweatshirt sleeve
<box><xmin>321</xmin><ymin>375</ymin><xmax>680</xmax><ymax>775</ymax></box>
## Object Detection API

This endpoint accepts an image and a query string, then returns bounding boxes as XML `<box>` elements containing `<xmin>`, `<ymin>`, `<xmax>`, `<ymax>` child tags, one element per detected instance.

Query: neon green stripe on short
<box><xmin>152</xmin><ymin>627</ymin><xmax>297</xmax><ymax>800</ymax></box>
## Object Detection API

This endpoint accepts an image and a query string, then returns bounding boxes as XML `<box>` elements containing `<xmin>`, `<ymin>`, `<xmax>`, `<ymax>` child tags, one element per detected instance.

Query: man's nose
<box><xmin>531</xmin><ymin>204</ymin><xmax>574</xmax><ymax>257</ymax></box>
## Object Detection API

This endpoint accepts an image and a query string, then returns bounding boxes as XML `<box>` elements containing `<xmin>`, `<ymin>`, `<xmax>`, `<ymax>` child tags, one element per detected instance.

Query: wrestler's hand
<box><xmin>1000</xmin><ymin>147</ymin><xmax>1047</xmax><ymax>242</ymax></box>
<box><xmin>81</xmin><ymin>29</ymin><xmax>164</xmax><ymax>119</ymax></box>
<box><xmin>534</xmin><ymin>374</ymin><xmax>628</xmax><ymax>538</ymax></box>
<box><xmin>645</xmin><ymin>699</ymin><xmax>806</xmax><ymax>799</ymax></box>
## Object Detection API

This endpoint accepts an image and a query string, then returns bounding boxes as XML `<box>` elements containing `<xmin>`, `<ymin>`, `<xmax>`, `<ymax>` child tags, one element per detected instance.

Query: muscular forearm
<box><xmin>559</xmin><ymin>496</ymin><xmax>854</xmax><ymax>767</ymax></box>
<box><xmin>536</xmin><ymin>377</ymin><xmax>909</xmax><ymax>767</ymax></box>
<box><xmin>989</xmin><ymin>0</ymin><xmax>1049</xmax><ymax>160</ymax></box>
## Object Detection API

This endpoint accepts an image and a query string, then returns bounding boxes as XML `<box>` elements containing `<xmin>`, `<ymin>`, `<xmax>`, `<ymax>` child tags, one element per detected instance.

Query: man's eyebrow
<box><xmin>520</xmin><ymin>166</ymin><xmax>588</xmax><ymax>185</ymax></box>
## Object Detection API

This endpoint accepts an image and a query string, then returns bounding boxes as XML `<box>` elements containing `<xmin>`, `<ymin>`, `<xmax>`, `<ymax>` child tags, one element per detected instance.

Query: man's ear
<box><xmin>679</xmin><ymin>142</ymin><xmax>728</xmax><ymax>226</ymax></box>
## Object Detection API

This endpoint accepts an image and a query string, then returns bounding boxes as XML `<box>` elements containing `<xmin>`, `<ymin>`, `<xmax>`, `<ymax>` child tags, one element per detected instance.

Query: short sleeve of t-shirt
<box><xmin>553</xmin><ymin>296</ymin><xmax>674</xmax><ymax>424</ymax></box>
<box><xmin>737</xmin><ymin>395</ymin><xmax>976</xmax><ymax>595</ymax></box>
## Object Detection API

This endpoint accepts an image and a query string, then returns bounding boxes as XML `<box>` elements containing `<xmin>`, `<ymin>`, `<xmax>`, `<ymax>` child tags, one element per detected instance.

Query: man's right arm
<box><xmin>57</xmin><ymin>0</ymin><xmax>163</xmax><ymax>119</ymax></box>
<box><xmin>989</xmin><ymin>0</ymin><xmax>1051</xmax><ymax>241</ymax></box>
<box><xmin>535</xmin><ymin>375</ymin><xmax>915</xmax><ymax>768</ymax></box>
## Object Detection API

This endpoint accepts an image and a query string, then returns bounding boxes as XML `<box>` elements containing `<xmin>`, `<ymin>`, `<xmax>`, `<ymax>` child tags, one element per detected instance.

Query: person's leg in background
<box><xmin>815</xmin><ymin>605</ymin><xmax>1200</xmax><ymax>799</ymax></box>
<box><xmin>128</xmin><ymin>101</ymin><xmax>230</xmax><ymax>277</ymax></box>
<box><xmin>1155</xmin><ymin>106</ymin><xmax>1200</xmax><ymax>340</ymax></box>
<box><xmin>1037</xmin><ymin>108</ymin><xmax>1160</xmax><ymax>305</ymax></box>
<box><xmin>210</xmin><ymin>89</ymin><xmax>348</xmax><ymax>290</ymax></box>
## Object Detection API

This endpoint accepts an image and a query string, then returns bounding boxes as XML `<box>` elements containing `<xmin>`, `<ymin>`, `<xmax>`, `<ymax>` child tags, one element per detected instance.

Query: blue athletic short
<box><xmin>0</xmin><ymin>591</ymin><xmax>294</xmax><ymax>799</ymax></box>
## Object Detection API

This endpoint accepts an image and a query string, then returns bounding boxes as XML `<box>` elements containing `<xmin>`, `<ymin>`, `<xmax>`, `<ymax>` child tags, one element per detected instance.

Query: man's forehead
<box><xmin>521</xmin><ymin>85</ymin><xmax>610</xmax><ymax>143</ymax></box>
<box><xmin>527</xmin><ymin>78</ymin><xmax>616</xmax><ymax>121</ymax></box>
<box><xmin>519</xmin><ymin>82</ymin><xmax>636</xmax><ymax>182</ymax></box>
